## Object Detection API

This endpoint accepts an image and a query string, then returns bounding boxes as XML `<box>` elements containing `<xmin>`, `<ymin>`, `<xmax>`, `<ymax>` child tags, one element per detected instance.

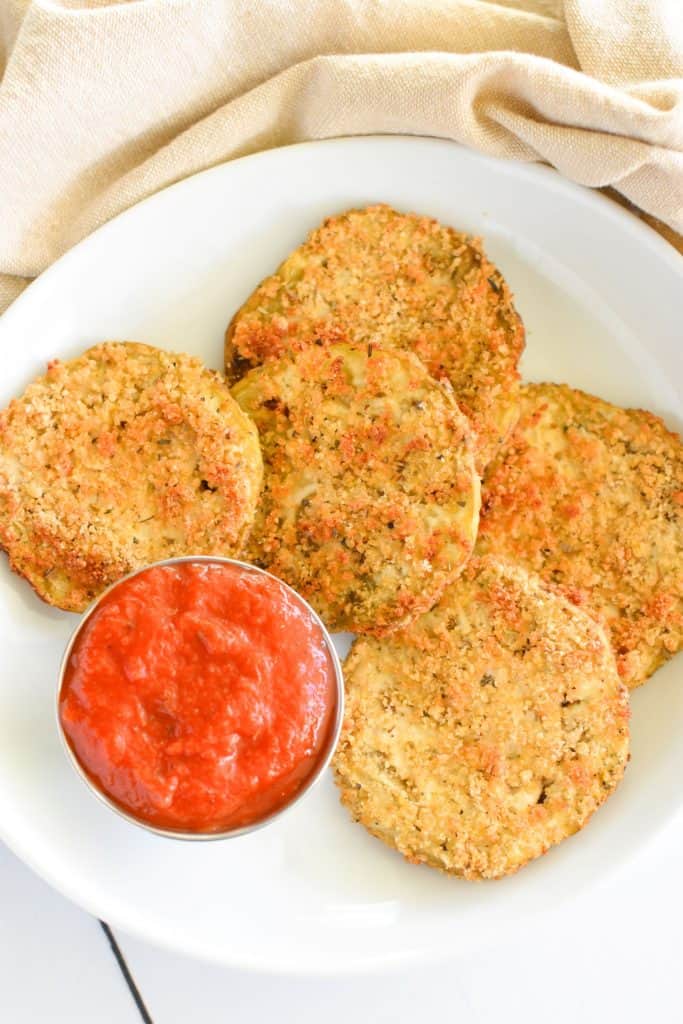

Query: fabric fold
<box><xmin>0</xmin><ymin>0</ymin><xmax>681</xmax><ymax>312</ymax></box>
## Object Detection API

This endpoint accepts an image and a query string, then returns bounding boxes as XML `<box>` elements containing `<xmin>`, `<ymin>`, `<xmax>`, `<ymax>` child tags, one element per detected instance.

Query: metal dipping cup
<box><xmin>56</xmin><ymin>556</ymin><xmax>345</xmax><ymax>840</ymax></box>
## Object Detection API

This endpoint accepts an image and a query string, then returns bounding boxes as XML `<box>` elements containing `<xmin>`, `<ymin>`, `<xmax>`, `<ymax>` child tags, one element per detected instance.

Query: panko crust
<box><xmin>226</xmin><ymin>204</ymin><xmax>525</xmax><ymax>471</ymax></box>
<box><xmin>232</xmin><ymin>341</ymin><xmax>480</xmax><ymax>635</ymax></box>
<box><xmin>0</xmin><ymin>341</ymin><xmax>262</xmax><ymax>612</ymax></box>
<box><xmin>476</xmin><ymin>383</ymin><xmax>683</xmax><ymax>689</ymax></box>
<box><xmin>333</xmin><ymin>557</ymin><xmax>630</xmax><ymax>881</ymax></box>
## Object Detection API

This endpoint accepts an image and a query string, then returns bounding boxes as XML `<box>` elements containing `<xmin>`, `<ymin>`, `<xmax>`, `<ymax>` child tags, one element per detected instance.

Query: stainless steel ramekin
<box><xmin>56</xmin><ymin>555</ymin><xmax>344</xmax><ymax>840</ymax></box>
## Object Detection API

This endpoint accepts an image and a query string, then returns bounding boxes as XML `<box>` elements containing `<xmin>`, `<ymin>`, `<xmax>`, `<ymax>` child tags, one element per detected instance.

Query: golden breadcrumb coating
<box><xmin>334</xmin><ymin>557</ymin><xmax>630</xmax><ymax>880</ymax></box>
<box><xmin>226</xmin><ymin>204</ymin><xmax>525</xmax><ymax>471</ymax></box>
<box><xmin>477</xmin><ymin>383</ymin><xmax>683</xmax><ymax>689</ymax></box>
<box><xmin>232</xmin><ymin>342</ymin><xmax>479</xmax><ymax>634</ymax></box>
<box><xmin>0</xmin><ymin>341</ymin><xmax>262</xmax><ymax>611</ymax></box>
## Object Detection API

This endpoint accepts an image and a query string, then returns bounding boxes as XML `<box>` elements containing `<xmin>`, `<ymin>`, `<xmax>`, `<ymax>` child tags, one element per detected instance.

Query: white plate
<box><xmin>0</xmin><ymin>137</ymin><xmax>681</xmax><ymax>974</ymax></box>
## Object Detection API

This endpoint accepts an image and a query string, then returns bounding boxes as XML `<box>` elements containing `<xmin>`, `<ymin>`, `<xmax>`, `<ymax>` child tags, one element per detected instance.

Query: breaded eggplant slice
<box><xmin>334</xmin><ymin>557</ymin><xmax>630</xmax><ymax>881</ymax></box>
<box><xmin>232</xmin><ymin>342</ymin><xmax>479</xmax><ymax>634</ymax></box>
<box><xmin>476</xmin><ymin>383</ymin><xmax>683</xmax><ymax>689</ymax></box>
<box><xmin>226</xmin><ymin>204</ymin><xmax>525</xmax><ymax>471</ymax></box>
<box><xmin>0</xmin><ymin>341</ymin><xmax>262</xmax><ymax>611</ymax></box>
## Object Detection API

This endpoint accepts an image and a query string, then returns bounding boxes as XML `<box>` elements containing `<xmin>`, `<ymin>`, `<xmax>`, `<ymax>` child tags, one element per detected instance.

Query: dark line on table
<box><xmin>99</xmin><ymin>921</ymin><xmax>154</xmax><ymax>1024</ymax></box>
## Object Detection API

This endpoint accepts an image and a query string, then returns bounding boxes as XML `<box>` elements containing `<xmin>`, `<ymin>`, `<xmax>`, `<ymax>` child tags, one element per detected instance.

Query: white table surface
<box><xmin>2</xmin><ymin>802</ymin><xmax>682</xmax><ymax>1024</ymax></box>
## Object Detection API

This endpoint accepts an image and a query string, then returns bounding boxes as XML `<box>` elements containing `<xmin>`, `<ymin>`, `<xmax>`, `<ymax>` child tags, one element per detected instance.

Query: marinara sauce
<box><xmin>59</xmin><ymin>561</ymin><xmax>339</xmax><ymax>834</ymax></box>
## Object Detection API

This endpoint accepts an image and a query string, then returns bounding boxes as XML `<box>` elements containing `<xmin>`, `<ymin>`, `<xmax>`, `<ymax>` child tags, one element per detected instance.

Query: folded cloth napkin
<box><xmin>0</xmin><ymin>0</ymin><xmax>681</xmax><ymax>313</ymax></box>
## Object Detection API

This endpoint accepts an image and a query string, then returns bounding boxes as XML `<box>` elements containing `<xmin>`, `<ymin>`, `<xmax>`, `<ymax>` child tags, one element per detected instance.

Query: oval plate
<box><xmin>0</xmin><ymin>137</ymin><xmax>681</xmax><ymax>973</ymax></box>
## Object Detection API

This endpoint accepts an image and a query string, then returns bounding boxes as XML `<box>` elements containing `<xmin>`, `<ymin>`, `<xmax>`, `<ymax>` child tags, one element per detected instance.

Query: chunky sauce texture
<box><xmin>59</xmin><ymin>563</ymin><xmax>336</xmax><ymax>832</ymax></box>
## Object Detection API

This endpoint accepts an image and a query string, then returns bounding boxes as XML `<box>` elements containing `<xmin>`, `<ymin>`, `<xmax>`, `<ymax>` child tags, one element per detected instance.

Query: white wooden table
<box><xmin>2</xmin><ymin>804</ymin><xmax>682</xmax><ymax>1024</ymax></box>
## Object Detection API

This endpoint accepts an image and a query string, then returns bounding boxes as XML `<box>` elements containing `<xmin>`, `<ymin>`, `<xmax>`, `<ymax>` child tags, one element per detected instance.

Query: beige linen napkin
<box><xmin>0</xmin><ymin>0</ymin><xmax>681</xmax><ymax>314</ymax></box>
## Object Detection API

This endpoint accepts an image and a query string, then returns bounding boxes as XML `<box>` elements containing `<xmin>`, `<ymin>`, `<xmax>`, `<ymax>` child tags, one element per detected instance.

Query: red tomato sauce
<box><xmin>59</xmin><ymin>562</ymin><xmax>338</xmax><ymax>833</ymax></box>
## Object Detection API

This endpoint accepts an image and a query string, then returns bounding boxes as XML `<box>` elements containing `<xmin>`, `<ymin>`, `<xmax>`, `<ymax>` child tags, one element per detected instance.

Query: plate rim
<box><xmin>2</xmin><ymin>135</ymin><xmax>682</xmax><ymax>336</ymax></box>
